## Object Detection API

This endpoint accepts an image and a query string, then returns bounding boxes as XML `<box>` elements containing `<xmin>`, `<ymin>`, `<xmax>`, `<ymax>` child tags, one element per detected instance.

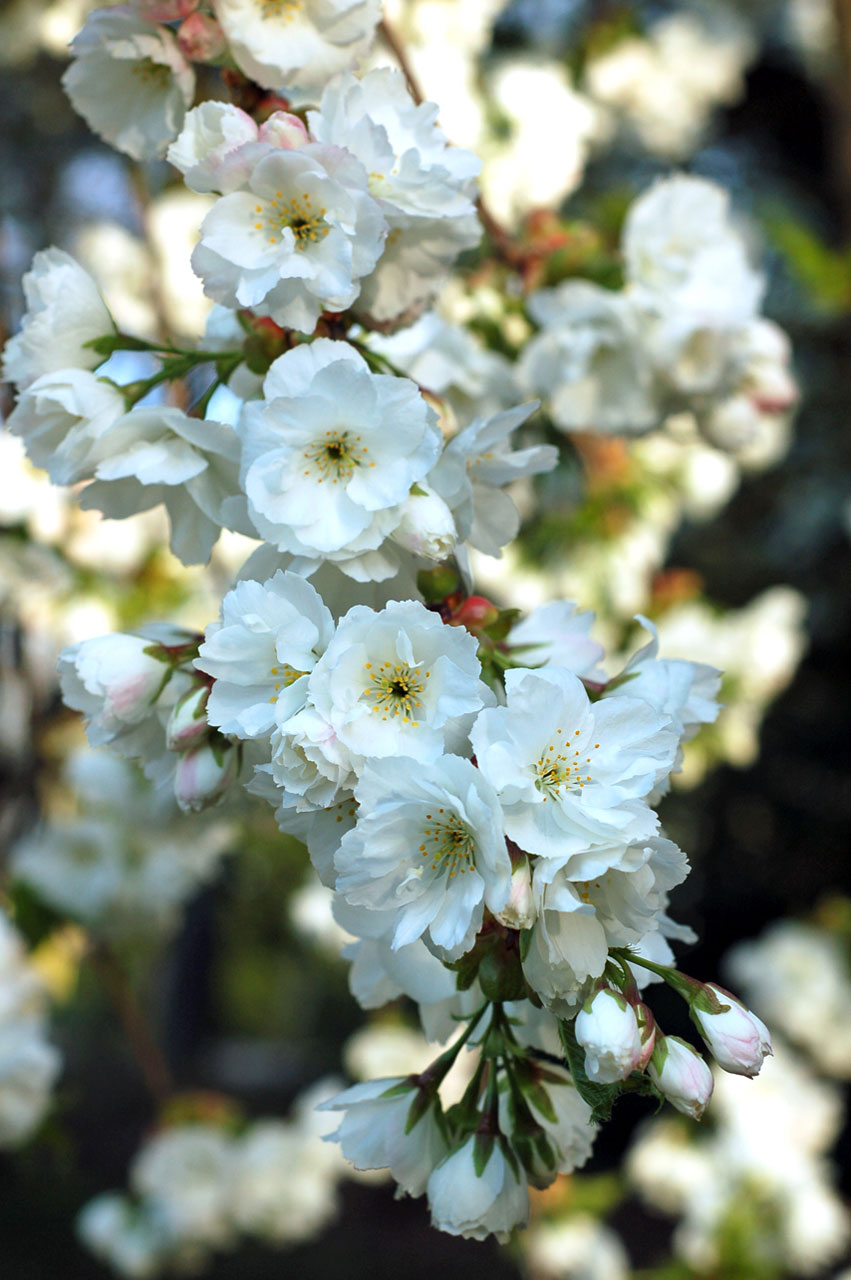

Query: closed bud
<box><xmin>574</xmin><ymin>988</ymin><xmax>642</xmax><ymax>1084</ymax></box>
<box><xmin>648</xmin><ymin>1034</ymin><xmax>714</xmax><ymax>1119</ymax></box>
<box><xmin>177</xmin><ymin>12</ymin><xmax>227</xmax><ymax>61</ymax></box>
<box><xmin>174</xmin><ymin>739</ymin><xmax>238</xmax><ymax>812</ymax></box>
<box><xmin>691</xmin><ymin>983</ymin><xmax>772</xmax><ymax>1077</ymax></box>
<box><xmin>258</xmin><ymin>111</ymin><xmax>308</xmax><ymax>149</ymax></box>
<box><xmin>494</xmin><ymin>860</ymin><xmax>536</xmax><ymax>931</ymax></box>
<box><xmin>390</xmin><ymin>484</ymin><xmax>457</xmax><ymax>561</ymax></box>
<box><xmin>166</xmin><ymin>684</ymin><xmax>210</xmax><ymax>752</ymax></box>
<box><xmin>58</xmin><ymin>634</ymin><xmax>169</xmax><ymax>745</ymax></box>
<box><xmin>450</xmin><ymin>595</ymin><xmax>500</xmax><ymax>632</ymax></box>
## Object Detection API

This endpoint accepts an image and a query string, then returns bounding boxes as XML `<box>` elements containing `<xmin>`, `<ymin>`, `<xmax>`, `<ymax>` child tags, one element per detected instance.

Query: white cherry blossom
<box><xmin>191</xmin><ymin>141</ymin><xmax>386</xmax><ymax>332</ymax></box>
<box><xmin>238</xmin><ymin>340</ymin><xmax>442</xmax><ymax>576</ymax></box>
<box><xmin>507</xmin><ymin>600</ymin><xmax>606</xmax><ymax>681</ymax></box>
<box><xmin>309</xmin><ymin>69</ymin><xmax>481</xmax><ymax>321</ymax></box>
<box><xmin>62</xmin><ymin>7</ymin><xmax>195</xmax><ymax>161</ymax></box>
<box><xmin>334</xmin><ymin>754</ymin><xmax>511</xmax><ymax>955</ymax></box>
<box><xmin>80</xmin><ymin>406</ymin><xmax>248</xmax><ymax>565</ymax></box>
<box><xmin>5</xmin><ymin>369</ymin><xmax>126</xmax><ymax>486</ymax></box>
<box><xmin>305</xmin><ymin>599</ymin><xmax>489</xmax><ymax>766</ymax></box>
<box><xmin>471</xmin><ymin>666</ymin><xmax>678</xmax><ymax>861</ymax></box>
<box><xmin>429</xmin><ymin>402</ymin><xmax>556</xmax><ymax>556</ymax></box>
<box><xmin>427</xmin><ymin>1135</ymin><xmax>529</xmax><ymax>1243</ymax></box>
<box><xmin>211</xmin><ymin>0</ymin><xmax>381</xmax><ymax>95</ymax></box>
<box><xmin>197</xmin><ymin>570</ymin><xmax>334</xmax><ymax>738</ymax></box>
<box><xmin>2</xmin><ymin>248</ymin><xmax>113</xmax><ymax>391</ymax></box>
<box><xmin>320</xmin><ymin>1076</ymin><xmax>448</xmax><ymax>1197</ymax></box>
<box><xmin>520</xmin><ymin>281</ymin><xmax>660</xmax><ymax>435</ymax></box>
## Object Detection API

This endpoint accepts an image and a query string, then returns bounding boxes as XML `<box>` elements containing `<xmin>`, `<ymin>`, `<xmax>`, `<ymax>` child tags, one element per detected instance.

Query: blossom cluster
<box><xmin>78</xmin><ymin>1082</ymin><xmax>347</xmax><ymax>1278</ymax></box>
<box><xmin>520</xmin><ymin>175</ymin><xmax>798</xmax><ymax>455</ymax></box>
<box><xmin>628</xmin><ymin>1043</ymin><xmax>850</xmax><ymax>1276</ymax></box>
<box><xmin>1</xmin><ymin>0</ymin><xmax>791</xmax><ymax>1254</ymax></box>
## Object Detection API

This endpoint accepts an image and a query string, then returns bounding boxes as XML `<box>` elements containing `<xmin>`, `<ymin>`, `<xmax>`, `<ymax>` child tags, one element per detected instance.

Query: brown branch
<box><xmin>378</xmin><ymin>17</ymin><xmax>426</xmax><ymax>106</ymax></box>
<box><xmin>89</xmin><ymin>943</ymin><xmax>174</xmax><ymax>1105</ymax></box>
<box><xmin>378</xmin><ymin>17</ymin><xmax>527</xmax><ymax>271</ymax></box>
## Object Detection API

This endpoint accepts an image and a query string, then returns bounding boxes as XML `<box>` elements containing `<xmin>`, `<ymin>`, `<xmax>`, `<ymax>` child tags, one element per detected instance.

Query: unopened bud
<box><xmin>648</xmin><ymin>1034</ymin><xmax>714</xmax><ymax>1119</ymax></box>
<box><xmin>690</xmin><ymin>983</ymin><xmax>772</xmax><ymax>1077</ymax></box>
<box><xmin>450</xmin><ymin>595</ymin><xmax>500</xmax><ymax>631</ymax></box>
<box><xmin>390</xmin><ymin>484</ymin><xmax>457</xmax><ymax>561</ymax></box>
<box><xmin>575</xmin><ymin>988</ymin><xmax>642</xmax><ymax>1084</ymax></box>
<box><xmin>494</xmin><ymin>860</ymin><xmax>536</xmax><ymax>930</ymax></box>
<box><xmin>174</xmin><ymin>738</ymin><xmax>238</xmax><ymax>812</ymax></box>
<box><xmin>177</xmin><ymin>12</ymin><xmax>227</xmax><ymax>61</ymax></box>
<box><xmin>259</xmin><ymin>111</ymin><xmax>308</xmax><ymax>149</ymax></box>
<box><xmin>166</xmin><ymin>684</ymin><xmax>210</xmax><ymax>752</ymax></box>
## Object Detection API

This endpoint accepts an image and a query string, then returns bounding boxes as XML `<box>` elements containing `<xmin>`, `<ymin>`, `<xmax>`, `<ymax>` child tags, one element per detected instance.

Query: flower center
<box><xmin>131</xmin><ymin>58</ymin><xmax>171</xmax><ymax>87</ymax></box>
<box><xmin>258</xmin><ymin>0</ymin><xmax>302</xmax><ymax>19</ymax></box>
<box><xmin>362</xmin><ymin>661</ymin><xmax>429</xmax><ymax>724</ymax></box>
<box><xmin>535</xmin><ymin>731</ymin><xmax>599</xmax><ymax>801</ymax></box>
<box><xmin>268</xmin><ymin>663</ymin><xmax>307</xmax><ymax>701</ymax></box>
<box><xmin>255</xmin><ymin>191</ymin><xmax>329</xmax><ymax>250</ymax></box>
<box><xmin>419</xmin><ymin>809</ymin><xmax>475</xmax><ymax>878</ymax></box>
<box><xmin>303</xmin><ymin>430</ymin><xmax>371</xmax><ymax>484</ymax></box>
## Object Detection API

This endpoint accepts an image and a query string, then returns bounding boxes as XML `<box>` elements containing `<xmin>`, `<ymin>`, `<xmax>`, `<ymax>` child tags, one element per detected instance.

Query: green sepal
<box><xmin>472</xmin><ymin>1129</ymin><xmax>495</xmax><ymax>1176</ymax></box>
<box><xmin>409</xmin><ymin>482</ymin><xmax>428</xmax><ymax>497</ymax></box>
<box><xmin>84</xmin><ymin>331</ymin><xmax>146</xmax><ymax>356</ymax></box>
<box><xmin>404</xmin><ymin>1088</ymin><xmax>433</xmax><ymax>1134</ymax></box>
<box><xmin>508</xmin><ymin>1055</ymin><xmax>560</xmax><ymax>1124</ymax></box>
<box><xmin>519</xmin><ymin>927</ymin><xmax>534</xmax><ymax>962</ymax></box>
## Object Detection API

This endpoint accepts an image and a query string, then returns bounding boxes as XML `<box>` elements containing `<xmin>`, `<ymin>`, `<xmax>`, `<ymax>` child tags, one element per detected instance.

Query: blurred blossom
<box><xmin>71</xmin><ymin>223</ymin><xmax>159</xmax><ymax>337</ymax></box>
<box><xmin>523</xmin><ymin>1214</ymin><xmax>631</xmax><ymax>1280</ymax></box>
<box><xmin>480</xmin><ymin>59</ymin><xmax>598</xmax><ymax>224</ymax></box>
<box><xmin>289</xmin><ymin>872</ymin><xmax>354</xmax><ymax>956</ymax></box>
<box><xmin>146</xmin><ymin>189</ymin><xmax>216</xmax><ymax>339</ymax></box>
<box><xmin>79</xmin><ymin>1079</ymin><xmax>349</xmax><ymax>1275</ymax></box>
<box><xmin>11</xmin><ymin>749</ymin><xmax>235</xmax><ymax>937</ymax></box>
<box><xmin>0</xmin><ymin>909</ymin><xmax>61</xmax><ymax>1148</ymax></box>
<box><xmin>628</xmin><ymin>1043</ymin><xmax>850</xmax><ymax>1276</ymax></box>
<box><xmin>727</xmin><ymin>918</ymin><xmax>851</xmax><ymax>1079</ymax></box>
<box><xmin>586</xmin><ymin>14</ymin><xmax>755</xmax><ymax>159</ymax></box>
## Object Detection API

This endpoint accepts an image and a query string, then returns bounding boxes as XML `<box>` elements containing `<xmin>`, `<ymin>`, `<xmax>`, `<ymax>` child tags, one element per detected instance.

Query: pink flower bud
<box><xmin>648</xmin><ymin>1035</ymin><xmax>714</xmax><ymax>1119</ymax></box>
<box><xmin>450</xmin><ymin>596</ymin><xmax>499</xmax><ymax>631</ymax></box>
<box><xmin>136</xmin><ymin>0</ymin><xmax>199</xmax><ymax>20</ymax></box>
<box><xmin>494</xmin><ymin>860</ymin><xmax>536</xmax><ymax>930</ymax></box>
<box><xmin>177</xmin><ymin>12</ymin><xmax>227</xmax><ymax>62</ymax></box>
<box><xmin>691</xmin><ymin>984</ymin><xmax>772</xmax><ymax>1077</ymax></box>
<box><xmin>258</xmin><ymin>111</ymin><xmax>308</xmax><ymax>149</ymax></box>
<box><xmin>166</xmin><ymin>684</ymin><xmax>210</xmax><ymax>752</ymax></box>
<box><xmin>174</xmin><ymin>740</ymin><xmax>238</xmax><ymax>812</ymax></box>
<box><xmin>575</xmin><ymin>988</ymin><xmax>642</xmax><ymax>1083</ymax></box>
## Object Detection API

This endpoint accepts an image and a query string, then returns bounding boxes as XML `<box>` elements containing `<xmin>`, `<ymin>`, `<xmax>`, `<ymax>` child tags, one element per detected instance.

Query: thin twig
<box><xmin>89</xmin><ymin>943</ymin><xmax>174</xmax><ymax>1105</ymax></box>
<box><xmin>378</xmin><ymin>16</ymin><xmax>526</xmax><ymax>270</ymax></box>
<box><xmin>378</xmin><ymin>17</ymin><xmax>425</xmax><ymax>105</ymax></box>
